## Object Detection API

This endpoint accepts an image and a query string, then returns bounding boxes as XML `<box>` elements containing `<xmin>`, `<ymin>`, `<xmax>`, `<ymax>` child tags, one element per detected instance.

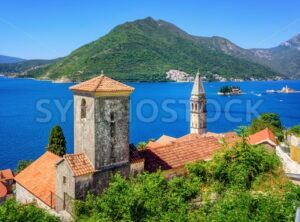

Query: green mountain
<box><xmin>0</xmin><ymin>55</ymin><xmax>25</xmax><ymax>64</ymax></box>
<box><xmin>250</xmin><ymin>34</ymin><xmax>300</xmax><ymax>78</ymax></box>
<box><xmin>202</xmin><ymin>33</ymin><xmax>300</xmax><ymax>79</ymax></box>
<box><xmin>0</xmin><ymin>59</ymin><xmax>61</xmax><ymax>76</ymax></box>
<box><xmin>25</xmin><ymin>17</ymin><xmax>283</xmax><ymax>82</ymax></box>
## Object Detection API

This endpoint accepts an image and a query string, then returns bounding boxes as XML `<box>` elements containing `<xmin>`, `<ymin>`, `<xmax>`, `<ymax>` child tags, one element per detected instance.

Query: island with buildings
<box><xmin>218</xmin><ymin>85</ymin><xmax>242</xmax><ymax>95</ymax></box>
<box><xmin>266</xmin><ymin>85</ymin><xmax>300</xmax><ymax>94</ymax></box>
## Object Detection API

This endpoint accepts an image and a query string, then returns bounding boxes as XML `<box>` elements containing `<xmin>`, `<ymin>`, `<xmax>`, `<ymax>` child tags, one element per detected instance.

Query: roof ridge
<box><xmin>92</xmin><ymin>75</ymin><xmax>104</xmax><ymax>92</ymax></box>
<box><xmin>149</xmin><ymin>135</ymin><xmax>218</xmax><ymax>150</ymax></box>
<box><xmin>65</xmin><ymin>153</ymin><xmax>84</xmax><ymax>157</ymax></box>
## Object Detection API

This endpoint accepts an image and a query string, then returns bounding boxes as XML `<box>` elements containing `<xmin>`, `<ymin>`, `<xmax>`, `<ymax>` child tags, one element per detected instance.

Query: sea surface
<box><xmin>1</xmin><ymin>77</ymin><xmax>300</xmax><ymax>169</ymax></box>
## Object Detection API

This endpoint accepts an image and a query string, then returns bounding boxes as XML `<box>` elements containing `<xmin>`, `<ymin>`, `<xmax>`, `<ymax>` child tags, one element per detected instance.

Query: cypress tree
<box><xmin>47</xmin><ymin>125</ymin><xmax>66</xmax><ymax>157</ymax></box>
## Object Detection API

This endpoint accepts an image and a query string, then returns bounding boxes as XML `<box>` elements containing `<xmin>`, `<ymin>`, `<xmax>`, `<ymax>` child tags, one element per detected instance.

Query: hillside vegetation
<box><xmin>0</xmin><ymin>59</ymin><xmax>60</xmax><ymax>76</ymax></box>
<box><xmin>2</xmin><ymin>18</ymin><xmax>299</xmax><ymax>81</ymax></box>
<box><xmin>74</xmin><ymin>141</ymin><xmax>300</xmax><ymax>221</ymax></box>
<box><xmin>26</xmin><ymin>18</ymin><xmax>282</xmax><ymax>82</ymax></box>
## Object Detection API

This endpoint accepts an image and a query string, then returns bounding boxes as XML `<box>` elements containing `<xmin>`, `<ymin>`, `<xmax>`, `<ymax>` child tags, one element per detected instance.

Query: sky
<box><xmin>1</xmin><ymin>0</ymin><xmax>300</xmax><ymax>59</ymax></box>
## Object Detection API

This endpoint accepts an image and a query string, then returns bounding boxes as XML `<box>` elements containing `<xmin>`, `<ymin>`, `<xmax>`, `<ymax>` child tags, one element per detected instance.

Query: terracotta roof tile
<box><xmin>0</xmin><ymin>169</ymin><xmax>14</xmax><ymax>182</ymax></box>
<box><xmin>0</xmin><ymin>182</ymin><xmax>7</xmax><ymax>198</ymax></box>
<box><xmin>70</xmin><ymin>75</ymin><xmax>134</xmax><ymax>93</ymax></box>
<box><xmin>248</xmin><ymin>128</ymin><xmax>277</xmax><ymax>146</ymax></box>
<box><xmin>155</xmin><ymin>135</ymin><xmax>177</xmax><ymax>145</ymax></box>
<box><xmin>14</xmin><ymin>151</ymin><xmax>62</xmax><ymax>207</ymax></box>
<box><xmin>64</xmin><ymin>153</ymin><xmax>95</xmax><ymax>176</ymax></box>
<box><xmin>143</xmin><ymin>136</ymin><xmax>221</xmax><ymax>172</ymax></box>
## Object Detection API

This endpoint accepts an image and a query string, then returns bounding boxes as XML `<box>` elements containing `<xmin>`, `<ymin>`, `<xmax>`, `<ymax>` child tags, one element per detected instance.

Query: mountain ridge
<box><xmin>1</xmin><ymin>17</ymin><xmax>299</xmax><ymax>81</ymax></box>
<box><xmin>0</xmin><ymin>55</ymin><xmax>25</xmax><ymax>64</ymax></box>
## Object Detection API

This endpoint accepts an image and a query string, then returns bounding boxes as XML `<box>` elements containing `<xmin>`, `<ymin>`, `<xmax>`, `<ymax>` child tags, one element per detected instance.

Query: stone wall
<box><xmin>276</xmin><ymin>146</ymin><xmax>300</xmax><ymax>174</ymax></box>
<box><xmin>130</xmin><ymin>161</ymin><xmax>144</xmax><ymax>174</ymax></box>
<box><xmin>94</xmin><ymin>96</ymin><xmax>130</xmax><ymax>170</ymax></box>
<box><xmin>74</xmin><ymin>93</ymin><xmax>130</xmax><ymax>171</ymax></box>
<box><xmin>74</xmin><ymin>163</ymin><xmax>130</xmax><ymax>200</ymax></box>
<box><xmin>16</xmin><ymin>183</ymin><xmax>51</xmax><ymax>210</ymax></box>
<box><xmin>190</xmin><ymin>98</ymin><xmax>206</xmax><ymax>134</ymax></box>
<box><xmin>56</xmin><ymin>160</ymin><xmax>75</xmax><ymax>200</ymax></box>
<box><xmin>74</xmin><ymin>93</ymin><xmax>96</xmax><ymax>165</ymax></box>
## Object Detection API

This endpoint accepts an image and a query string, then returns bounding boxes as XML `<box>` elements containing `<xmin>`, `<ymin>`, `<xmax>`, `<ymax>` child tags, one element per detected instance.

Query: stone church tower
<box><xmin>190</xmin><ymin>72</ymin><xmax>206</xmax><ymax>134</ymax></box>
<box><xmin>55</xmin><ymin>75</ymin><xmax>134</xmax><ymax>202</ymax></box>
<box><xmin>71</xmin><ymin>75</ymin><xmax>134</xmax><ymax>170</ymax></box>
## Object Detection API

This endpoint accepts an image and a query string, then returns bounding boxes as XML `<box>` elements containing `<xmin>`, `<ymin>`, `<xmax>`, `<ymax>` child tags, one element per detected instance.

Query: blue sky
<box><xmin>1</xmin><ymin>0</ymin><xmax>300</xmax><ymax>59</ymax></box>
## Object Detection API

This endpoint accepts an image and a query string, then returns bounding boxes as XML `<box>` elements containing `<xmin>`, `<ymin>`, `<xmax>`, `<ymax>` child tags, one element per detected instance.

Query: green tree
<box><xmin>15</xmin><ymin>160</ymin><xmax>33</xmax><ymax>174</ymax></box>
<box><xmin>47</xmin><ymin>125</ymin><xmax>66</xmax><ymax>157</ymax></box>
<box><xmin>249</xmin><ymin>112</ymin><xmax>282</xmax><ymax>134</ymax></box>
<box><xmin>288</xmin><ymin>125</ymin><xmax>300</xmax><ymax>137</ymax></box>
<box><xmin>137</xmin><ymin>141</ymin><xmax>147</xmax><ymax>150</ymax></box>
<box><xmin>248</xmin><ymin>112</ymin><xmax>284</xmax><ymax>141</ymax></box>
<box><xmin>0</xmin><ymin>199</ymin><xmax>59</xmax><ymax>222</ymax></box>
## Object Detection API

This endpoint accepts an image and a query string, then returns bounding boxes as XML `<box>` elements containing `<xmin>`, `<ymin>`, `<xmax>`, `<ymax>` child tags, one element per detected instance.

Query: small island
<box><xmin>218</xmin><ymin>85</ymin><xmax>242</xmax><ymax>95</ymax></box>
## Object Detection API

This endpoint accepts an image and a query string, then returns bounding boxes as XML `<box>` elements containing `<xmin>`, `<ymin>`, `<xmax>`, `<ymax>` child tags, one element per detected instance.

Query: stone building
<box><xmin>55</xmin><ymin>75</ymin><xmax>134</xmax><ymax>203</ymax></box>
<box><xmin>15</xmin><ymin>75</ymin><xmax>136</xmax><ymax>213</ymax></box>
<box><xmin>248</xmin><ymin>128</ymin><xmax>277</xmax><ymax>151</ymax></box>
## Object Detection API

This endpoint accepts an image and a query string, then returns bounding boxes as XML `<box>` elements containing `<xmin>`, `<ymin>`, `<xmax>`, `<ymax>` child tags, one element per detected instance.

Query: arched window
<box><xmin>110</xmin><ymin>112</ymin><xmax>115</xmax><ymax>123</ymax></box>
<box><xmin>81</xmin><ymin>99</ymin><xmax>87</xmax><ymax>119</ymax></box>
<box><xmin>191</xmin><ymin>103</ymin><xmax>194</xmax><ymax>111</ymax></box>
<box><xmin>195</xmin><ymin>103</ymin><xmax>198</xmax><ymax>111</ymax></box>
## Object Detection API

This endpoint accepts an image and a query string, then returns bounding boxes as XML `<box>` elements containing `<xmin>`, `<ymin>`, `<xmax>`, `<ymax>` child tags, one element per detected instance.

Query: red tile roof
<box><xmin>14</xmin><ymin>151</ymin><xmax>62</xmax><ymax>207</ymax></box>
<box><xmin>176</xmin><ymin>132</ymin><xmax>240</xmax><ymax>145</ymax></box>
<box><xmin>176</xmin><ymin>133</ymin><xmax>206</xmax><ymax>143</ymax></box>
<box><xmin>222</xmin><ymin>132</ymin><xmax>242</xmax><ymax>146</ymax></box>
<box><xmin>248</xmin><ymin>128</ymin><xmax>277</xmax><ymax>146</ymax></box>
<box><xmin>64</xmin><ymin>153</ymin><xmax>95</xmax><ymax>176</ymax></box>
<box><xmin>0</xmin><ymin>169</ymin><xmax>14</xmax><ymax>182</ymax></box>
<box><xmin>0</xmin><ymin>182</ymin><xmax>7</xmax><ymax>198</ymax></box>
<box><xmin>143</xmin><ymin>136</ymin><xmax>221</xmax><ymax>172</ymax></box>
<box><xmin>70</xmin><ymin>75</ymin><xmax>134</xmax><ymax>93</ymax></box>
<box><xmin>155</xmin><ymin>135</ymin><xmax>177</xmax><ymax>145</ymax></box>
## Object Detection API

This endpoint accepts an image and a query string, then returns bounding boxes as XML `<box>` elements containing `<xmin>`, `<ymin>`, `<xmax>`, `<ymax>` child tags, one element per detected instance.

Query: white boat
<box><xmin>266</xmin><ymin>89</ymin><xmax>276</xmax><ymax>93</ymax></box>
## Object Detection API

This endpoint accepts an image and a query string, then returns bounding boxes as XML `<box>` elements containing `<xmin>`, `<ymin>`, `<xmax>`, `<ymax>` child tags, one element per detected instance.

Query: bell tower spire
<box><xmin>190</xmin><ymin>71</ymin><xmax>206</xmax><ymax>134</ymax></box>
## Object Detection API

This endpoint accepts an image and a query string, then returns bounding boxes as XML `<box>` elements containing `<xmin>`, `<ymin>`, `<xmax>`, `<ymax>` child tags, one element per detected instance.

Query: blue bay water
<box><xmin>0</xmin><ymin>77</ymin><xmax>300</xmax><ymax>169</ymax></box>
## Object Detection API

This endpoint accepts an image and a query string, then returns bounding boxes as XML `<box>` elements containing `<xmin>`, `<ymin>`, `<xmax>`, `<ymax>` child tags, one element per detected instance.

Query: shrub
<box><xmin>0</xmin><ymin>199</ymin><xmax>59</xmax><ymax>222</ymax></box>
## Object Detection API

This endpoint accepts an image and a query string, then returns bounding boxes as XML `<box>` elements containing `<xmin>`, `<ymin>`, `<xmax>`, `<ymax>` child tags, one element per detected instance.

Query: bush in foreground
<box><xmin>0</xmin><ymin>199</ymin><xmax>59</xmax><ymax>222</ymax></box>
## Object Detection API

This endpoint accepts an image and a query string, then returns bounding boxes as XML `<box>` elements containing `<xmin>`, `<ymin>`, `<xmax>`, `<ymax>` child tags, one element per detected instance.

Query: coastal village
<box><xmin>0</xmin><ymin>73</ymin><xmax>300</xmax><ymax>220</ymax></box>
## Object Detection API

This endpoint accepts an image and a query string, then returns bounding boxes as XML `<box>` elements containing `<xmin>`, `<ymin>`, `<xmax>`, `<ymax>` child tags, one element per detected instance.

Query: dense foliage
<box><xmin>288</xmin><ymin>125</ymin><xmax>300</xmax><ymax>137</ymax></box>
<box><xmin>219</xmin><ymin>85</ymin><xmax>240</xmax><ymax>94</ymax></box>
<box><xmin>25</xmin><ymin>18</ymin><xmax>281</xmax><ymax>82</ymax></box>
<box><xmin>0</xmin><ymin>199</ymin><xmax>59</xmax><ymax>222</ymax></box>
<box><xmin>47</xmin><ymin>125</ymin><xmax>66</xmax><ymax>157</ymax></box>
<box><xmin>15</xmin><ymin>159</ymin><xmax>33</xmax><ymax>174</ymax></box>
<box><xmin>74</xmin><ymin>141</ymin><xmax>300</xmax><ymax>221</ymax></box>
